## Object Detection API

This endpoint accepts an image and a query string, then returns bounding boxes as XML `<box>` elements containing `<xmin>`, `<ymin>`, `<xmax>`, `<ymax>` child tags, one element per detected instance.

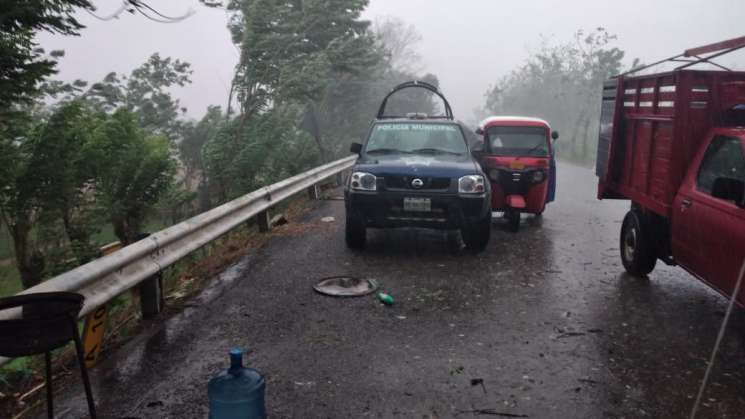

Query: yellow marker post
<box><xmin>82</xmin><ymin>241</ymin><xmax>121</xmax><ymax>368</ymax></box>
<box><xmin>82</xmin><ymin>305</ymin><xmax>108</xmax><ymax>369</ymax></box>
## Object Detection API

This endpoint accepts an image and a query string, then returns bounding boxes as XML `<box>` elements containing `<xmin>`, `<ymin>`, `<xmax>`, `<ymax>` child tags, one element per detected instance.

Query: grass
<box><xmin>0</xmin><ymin>265</ymin><xmax>21</xmax><ymax>297</ymax></box>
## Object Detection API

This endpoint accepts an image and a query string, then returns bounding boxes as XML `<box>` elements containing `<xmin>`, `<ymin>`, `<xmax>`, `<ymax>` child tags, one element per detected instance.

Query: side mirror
<box><xmin>551</xmin><ymin>130</ymin><xmax>559</xmax><ymax>140</ymax></box>
<box><xmin>475</xmin><ymin>127</ymin><xmax>484</xmax><ymax>136</ymax></box>
<box><xmin>712</xmin><ymin>177</ymin><xmax>745</xmax><ymax>207</ymax></box>
<box><xmin>471</xmin><ymin>141</ymin><xmax>485</xmax><ymax>159</ymax></box>
<box><xmin>350</xmin><ymin>142</ymin><xmax>362</xmax><ymax>154</ymax></box>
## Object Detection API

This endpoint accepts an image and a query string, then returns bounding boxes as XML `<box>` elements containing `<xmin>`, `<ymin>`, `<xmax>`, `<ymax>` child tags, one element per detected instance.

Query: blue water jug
<box><xmin>208</xmin><ymin>348</ymin><xmax>267</xmax><ymax>419</ymax></box>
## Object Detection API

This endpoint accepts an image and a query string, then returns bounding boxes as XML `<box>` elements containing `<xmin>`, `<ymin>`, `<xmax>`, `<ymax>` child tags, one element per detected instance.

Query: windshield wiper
<box><xmin>366</xmin><ymin>148</ymin><xmax>410</xmax><ymax>155</ymax></box>
<box><xmin>411</xmin><ymin>148</ymin><xmax>462</xmax><ymax>155</ymax></box>
<box><xmin>516</xmin><ymin>143</ymin><xmax>545</xmax><ymax>158</ymax></box>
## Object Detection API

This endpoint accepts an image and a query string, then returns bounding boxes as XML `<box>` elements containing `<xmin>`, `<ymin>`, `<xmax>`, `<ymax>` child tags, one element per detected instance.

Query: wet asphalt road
<box><xmin>45</xmin><ymin>162</ymin><xmax>745</xmax><ymax>419</ymax></box>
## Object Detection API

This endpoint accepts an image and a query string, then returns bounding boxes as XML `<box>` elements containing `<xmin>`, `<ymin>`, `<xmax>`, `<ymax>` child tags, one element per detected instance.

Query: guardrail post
<box><xmin>82</xmin><ymin>240</ymin><xmax>122</xmax><ymax>368</ymax></box>
<box><xmin>139</xmin><ymin>271</ymin><xmax>164</xmax><ymax>320</ymax></box>
<box><xmin>335</xmin><ymin>172</ymin><xmax>343</xmax><ymax>187</ymax></box>
<box><xmin>307</xmin><ymin>184</ymin><xmax>319</xmax><ymax>200</ymax></box>
<box><xmin>257</xmin><ymin>210</ymin><xmax>271</xmax><ymax>233</ymax></box>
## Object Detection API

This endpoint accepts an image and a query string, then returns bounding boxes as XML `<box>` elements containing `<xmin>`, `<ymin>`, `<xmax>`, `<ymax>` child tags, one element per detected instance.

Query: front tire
<box><xmin>506</xmin><ymin>210</ymin><xmax>520</xmax><ymax>232</ymax></box>
<box><xmin>620</xmin><ymin>210</ymin><xmax>657</xmax><ymax>276</ymax></box>
<box><xmin>345</xmin><ymin>210</ymin><xmax>366</xmax><ymax>249</ymax></box>
<box><xmin>462</xmin><ymin>216</ymin><xmax>491</xmax><ymax>252</ymax></box>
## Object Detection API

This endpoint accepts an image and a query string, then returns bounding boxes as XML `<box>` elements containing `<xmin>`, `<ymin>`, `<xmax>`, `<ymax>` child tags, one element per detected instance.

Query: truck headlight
<box><xmin>458</xmin><ymin>175</ymin><xmax>485</xmax><ymax>194</ymax></box>
<box><xmin>351</xmin><ymin>172</ymin><xmax>377</xmax><ymax>191</ymax></box>
<box><xmin>531</xmin><ymin>170</ymin><xmax>546</xmax><ymax>183</ymax></box>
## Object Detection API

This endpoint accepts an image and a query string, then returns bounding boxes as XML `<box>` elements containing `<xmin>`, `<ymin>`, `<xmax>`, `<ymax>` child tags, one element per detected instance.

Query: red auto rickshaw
<box><xmin>475</xmin><ymin>117</ymin><xmax>558</xmax><ymax>231</ymax></box>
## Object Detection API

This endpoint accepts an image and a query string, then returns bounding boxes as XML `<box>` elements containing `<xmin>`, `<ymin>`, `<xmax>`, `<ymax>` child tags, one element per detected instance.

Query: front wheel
<box><xmin>620</xmin><ymin>210</ymin><xmax>657</xmax><ymax>276</ymax></box>
<box><xmin>462</xmin><ymin>216</ymin><xmax>491</xmax><ymax>252</ymax></box>
<box><xmin>506</xmin><ymin>210</ymin><xmax>520</xmax><ymax>232</ymax></box>
<box><xmin>345</xmin><ymin>210</ymin><xmax>366</xmax><ymax>249</ymax></box>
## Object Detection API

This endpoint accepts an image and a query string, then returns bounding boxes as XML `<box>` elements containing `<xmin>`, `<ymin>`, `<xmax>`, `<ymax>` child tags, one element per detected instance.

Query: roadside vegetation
<box><xmin>479</xmin><ymin>28</ymin><xmax>636</xmax><ymax>166</ymax></box>
<box><xmin>0</xmin><ymin>0</ymin><xmax>633</xmax><ymax>412</ymax></box>
<box><xmin>0</xmin><ymin>1</ymin><xmax>437</xmax><ymax>296</ymax></box>
<box><xmin>0</xmin><ymin>0</ymin><xmax>439</xmax><ymax>410</ymax></box>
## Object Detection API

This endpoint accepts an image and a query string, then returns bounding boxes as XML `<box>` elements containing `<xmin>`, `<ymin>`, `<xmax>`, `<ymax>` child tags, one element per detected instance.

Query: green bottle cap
<box><xmin>378</xmin><ymin>292</ymin><xmax>394</xmax><ymax>306</ymax></box>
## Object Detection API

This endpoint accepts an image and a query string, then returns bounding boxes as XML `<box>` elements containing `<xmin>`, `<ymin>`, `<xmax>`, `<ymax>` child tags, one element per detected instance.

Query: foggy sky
<box><xmin>38</xmin><ymin>0</ymin><xmax>745</xmax><ymax>122</ymax></box>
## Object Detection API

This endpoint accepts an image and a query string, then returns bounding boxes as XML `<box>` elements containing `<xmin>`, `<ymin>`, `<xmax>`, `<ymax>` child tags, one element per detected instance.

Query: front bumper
<box><xmin>345</xmin><ymin>190</ymin><xmax>490</xmax><ymax>229</ymax></box>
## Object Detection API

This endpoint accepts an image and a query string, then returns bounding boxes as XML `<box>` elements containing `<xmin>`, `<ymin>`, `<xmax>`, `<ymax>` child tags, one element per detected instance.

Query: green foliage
<box><xmin>201</xmin><ymin>2</ymin><xmax>438</xmax><ymax>205</ymax></box>
<box><xmin>202</xmin><ymin>107</ymin><xmax>319</xmax><ymax>201</ymax></box>
<box><xmin>32</xmin><ymin>101</ymin><xmax>102</xmax><ymax>264</ymax></box>
<box><xmin>482</xmin><ymin>28</ymin><xmax>626</xmax><ymax>163</ymax></box>
<box><xmin>227</xmin><ymin>0</ymin><xmax>378</xmax><ymax>114</ymax></box>
<box><xmin>0</xmin><ymin>0</ymin><xmax>92</xmax><ymax>115</ymax></box>
<box><xmin>91</xmin><ymin>109</ymin><xmax>177</xmax><ymax>244</ymax></box>
<box><xmin>84</xmin><ymin>53</ymin><xmax>193</xmax><ymax>139</ymax></box>
<box><xmin>180</xmin><ymin>105</ymin><xmax>224</xmax><ymax>179</ymax></box>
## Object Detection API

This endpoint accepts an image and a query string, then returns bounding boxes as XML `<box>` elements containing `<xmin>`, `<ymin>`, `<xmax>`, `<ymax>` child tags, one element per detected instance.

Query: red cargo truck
<box><xmin>596</xmin><ymin>36</ymin><xmax>745</xmax><ymax>305</ymax></box>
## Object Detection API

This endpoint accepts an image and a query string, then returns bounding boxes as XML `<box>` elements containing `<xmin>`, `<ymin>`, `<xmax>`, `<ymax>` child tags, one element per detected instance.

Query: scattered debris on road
<box><xmin>471</xmin><ymin>378</ymin><xmax>487</xmax><ymax>394</ymax></box>
<box><xmin>556</xmin><ymin>332</ymin><xmax>586</xmax><ymax>339</ymax></box>
<box><xmin>320</xmin><ymin>216</ymin><xmax>335</xmax><ymax>223</ymax></box>
<box><xmin>377</xmin><ymin>292</ymin><xmax>395</xmax><ymax>306</ymax></box>
<box><xmin>456</xmin><ymin>408</ymin><xmax>529</xmax><ymax>417</ymax></box>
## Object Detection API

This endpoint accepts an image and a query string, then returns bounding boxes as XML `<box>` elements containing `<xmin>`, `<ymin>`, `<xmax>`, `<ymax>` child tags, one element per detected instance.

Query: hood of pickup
<box><xmin>354</xmin><ymin>154</ymin><xmax>480</xmax><ymax>178</ymax></box>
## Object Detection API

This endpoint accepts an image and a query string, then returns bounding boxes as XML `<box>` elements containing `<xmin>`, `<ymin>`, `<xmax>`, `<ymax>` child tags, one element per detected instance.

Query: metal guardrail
<box><xmin>0</xmin><ymin>155</ymin><xmax>355</xmax><ymax>365</ymax></box>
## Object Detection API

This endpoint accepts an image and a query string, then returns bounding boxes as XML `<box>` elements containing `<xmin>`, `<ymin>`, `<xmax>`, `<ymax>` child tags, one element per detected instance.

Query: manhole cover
<box><xmin>313</xmin><ymin>276</ymin><xmax>378</xmax><ymax>297</ymax></box>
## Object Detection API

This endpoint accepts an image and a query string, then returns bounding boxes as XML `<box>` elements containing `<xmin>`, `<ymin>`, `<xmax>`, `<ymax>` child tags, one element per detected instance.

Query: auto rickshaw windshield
<box><xmin>487</xmin><ymin>126</ymin><xmax>549</xmax><ymax>157</ymax></box>
<box><xmin>366</xmin><ymin>122</ymin><xmax>467</xmax><ymax>155</ymax></box>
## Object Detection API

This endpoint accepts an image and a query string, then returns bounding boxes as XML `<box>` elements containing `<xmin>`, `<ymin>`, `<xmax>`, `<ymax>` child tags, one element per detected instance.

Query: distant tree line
<box><xmin>0</xmin><ymin>0</ymin><xmax>437</xmax><ymax>290</ymax></box>
<box><xmin>480</xmin><ymin>28</ymin><xmax>636</xmax><ymax>164</ymax></box>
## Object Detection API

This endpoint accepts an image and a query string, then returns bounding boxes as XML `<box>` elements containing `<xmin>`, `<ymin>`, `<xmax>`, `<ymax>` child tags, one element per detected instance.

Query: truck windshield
<box><xmin>366</xmin><ymin>123</ymin><xmax>467</xmax><ymax>155</ymax></box>
<box><xmin>487</xmin><ymin>126</ymin><xmax>549</xmax><ymax>157</ymax></box>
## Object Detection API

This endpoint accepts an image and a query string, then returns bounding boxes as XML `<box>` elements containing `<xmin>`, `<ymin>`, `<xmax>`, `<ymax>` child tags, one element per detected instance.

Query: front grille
<box><xmin>492</xmin><ymin>168</ymin><xmax>540</xmax><ymax>195</ymax></box>
<box><xmin>384</xmin><ymin>176</ymin><xmax>451</xmax><ymax>191</ymax></box>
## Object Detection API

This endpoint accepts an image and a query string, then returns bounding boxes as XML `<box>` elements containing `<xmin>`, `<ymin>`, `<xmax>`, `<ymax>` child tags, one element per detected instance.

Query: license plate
<box><xmin>404</xmin><ymin>197</ymin><xmax>431</xmax><ymax>212</ymax></box>
<box><xmin>509</xmin><ymin>161</ymin><xmax>526</xmax><ymax>170</ymax></box>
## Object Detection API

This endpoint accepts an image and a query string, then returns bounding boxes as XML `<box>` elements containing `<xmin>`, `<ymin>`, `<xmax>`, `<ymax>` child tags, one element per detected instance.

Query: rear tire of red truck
<box><xmin>620</xmin><ymin>210</ymin><xmax>657</xmax><ymax>277</ymax></box>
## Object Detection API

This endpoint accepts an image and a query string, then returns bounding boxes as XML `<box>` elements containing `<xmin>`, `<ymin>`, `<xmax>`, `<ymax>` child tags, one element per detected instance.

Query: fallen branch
<box><xmin>456</xmin><ymin>409</ymin><xmax>529</xmax><ymax>417</ymax></box>
<box><xmin>556</xmin><ymin>332</ymin><xmax>585</xmax><ymax>339</ymax></box>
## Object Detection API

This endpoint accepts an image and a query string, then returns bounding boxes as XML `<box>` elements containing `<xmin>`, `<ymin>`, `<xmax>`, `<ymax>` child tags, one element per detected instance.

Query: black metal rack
<box><xmin>376</xmin><ymin>80</ymin><xmax>454</xmax><ymax>120</ymax></box>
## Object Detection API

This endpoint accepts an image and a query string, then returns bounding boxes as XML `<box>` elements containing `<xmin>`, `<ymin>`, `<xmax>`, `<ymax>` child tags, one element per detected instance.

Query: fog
<box><xmin>38</xmin><ymin>0</ymin><xmax>745</xmax><ymax>120</ymax></box>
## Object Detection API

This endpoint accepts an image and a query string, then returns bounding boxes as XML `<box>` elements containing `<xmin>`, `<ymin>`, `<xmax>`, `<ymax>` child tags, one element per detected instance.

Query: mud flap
<box><xmin>506</xmin><ymin>194</ymin><xmax>527</xmax><ymax>209</ymax></box>
<box><xmin>547</xmin><ymin>153</ymin><xmax>557</xmax><ymax>203</ymax></box>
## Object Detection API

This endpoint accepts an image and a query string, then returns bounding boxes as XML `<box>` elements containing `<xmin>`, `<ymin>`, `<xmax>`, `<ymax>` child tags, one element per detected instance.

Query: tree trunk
<box><xmin>579</xmin><ymin>117</ymin><xmax>592</xmax><ymax>163</ymax></box>
<box><xmin>113</xmin><ymin>215</ymin><xmax>141</xmax><ymax>246</ymax></box>
<box><xmin>9</xmin><ymin>217</ymin><xmax>44</xmax><ymax>289</ymax></box>
<box><xmin>312</xmin><ymin>134</ymin><xmax>327</xmax><ymax>163</ymax></box>
<box><xmin>62</xmin><ymin>210</ymin><xmax>94</xmax><ymax>265</ymax></box>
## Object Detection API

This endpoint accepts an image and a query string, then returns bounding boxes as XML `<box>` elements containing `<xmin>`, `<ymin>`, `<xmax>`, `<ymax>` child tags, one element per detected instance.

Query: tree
<box><xmin>483</xmin><ymin>28</ymin><xmax>626</xmax><ymax>163</ymax></box>
<box><xmin>0</xmin><ymin>0</ymin><xmax>93</xmax><ymax>118</ymax></box>
<box><xmin>200</xmin><ymin>0</ymin><xmax>382</xmax><ymax>204</ymax></box>
<box><xmin>0</xmin><ymin>115</ymin><xmax>47</xmax><ymax>289</ymax></box>
<box><xmin>33</xmin><ymin>101</ymin><xmax>101</xmax><ymax>265</ymax></box>
<box><xmin>83</xmin><ymin>53</ymin><xmax>193</xmax><ymax>139</ymax></box>
<box><xmin>179</xmin><ymin>105</ymin><xmax>224</xmax><ymax>187</ymax></box>
<box><xmin>91</xmin><ymin>109</ymin><xmax>176</xmax><ymax>245</ymax></box>
<box><xmin>373</xmin><ymin>17</ymin><xmax>423</xmax><ymax>74</ymax></box>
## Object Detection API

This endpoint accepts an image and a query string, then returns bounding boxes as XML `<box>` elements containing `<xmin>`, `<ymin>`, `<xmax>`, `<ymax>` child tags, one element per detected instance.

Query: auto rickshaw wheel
<box><xmin>506</xmin><ymin>210</ymin><xmax>520</xmax><ymax>232</ymax></box>
<box><xmin>619</xmin><ymin>210</ymin><xmax>657</xmax><ymax>276</ymax></box>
